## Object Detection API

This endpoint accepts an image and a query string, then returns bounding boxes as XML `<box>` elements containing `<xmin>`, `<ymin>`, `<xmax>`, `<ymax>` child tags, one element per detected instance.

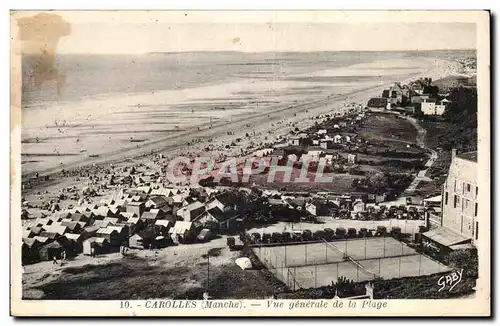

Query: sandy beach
<box><xmin>21</xmin><ymin>56</ymin><xmax>461</xmax><ymax>179</ymax></box>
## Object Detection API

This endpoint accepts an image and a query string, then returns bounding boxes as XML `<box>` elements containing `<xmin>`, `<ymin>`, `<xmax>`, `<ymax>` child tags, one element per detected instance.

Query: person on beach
<box><xmin>91</xmin><ymin>247</ymin><xmax>95</xmax><ymax>258</ymax></box>
<box><xmin>52</xmin><ymin>256</ymin><xmax>58</xmax><ymax>265</ymax></box>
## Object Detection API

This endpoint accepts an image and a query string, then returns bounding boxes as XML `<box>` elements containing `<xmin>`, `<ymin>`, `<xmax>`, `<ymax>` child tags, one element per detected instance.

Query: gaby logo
<box><xmin>161</xmin><ymin>156</ymin><xmax>337</xmax><ymax>185</ymax></box>
<box><xmin>437</xmin><ymin>269</ymin><xmax>464</xmax><ymax>292</ymax></box>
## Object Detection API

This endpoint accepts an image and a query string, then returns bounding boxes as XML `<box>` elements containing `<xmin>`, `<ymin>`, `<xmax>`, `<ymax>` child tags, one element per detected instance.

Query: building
<box><xmin>176</xmin><ymin>201</ymin><xmax>205</xmax><ymax>222</ymax></box>
<box><xmin>168</xmin><ymin>221</ymin><xmax>196</xmax><ymax>243</ymax></box>
<box><xmin>421</xmin><ymin>99</ymin><xmax>447</xmax><ymax>116</ymax></box>
<box><xmin>288</xmin><ymin>133</ymin><xmax>308</xmax><ymax>146</ymax></box>
<box><xmin>320</xmin><ymin>139</ymin><xmax>335</xmax><ymax>149</ymax></box>
<box><xmin>423</xmin><ymin>150</ymin><xmax>478</xmax><ymax>251</ymax></box>
<box><xmin>347</xmin><ymin>154</ymin><xmax>357</xmax><ymax>164</ymax></box>
<box><xmin>352</xmin><ymin>199</ymin><xmax>366</xmax><ymax>212</ymax></box>
<box><xmin>199</xmin><ymin>207</ymin><xmax>240</xmax><ymax>230</ymax></box>
<box><xmin>126</xmin><ymin>201</ymin><xmax>145</xmax><ymax>217</ymax></box>
<box><xmin>316</xmin><ymin>129</ymin><xmax>327</xmax><ymax>135</ymax></box>
<box><xmin>388</xmin><ymin>82</ymin><xmax>404</xmax><ymax>104</ymax></box>
<box><xmin>83</xmin><ymin>237</ymin><xmax>109</xmax><ymax>255</ymax></box>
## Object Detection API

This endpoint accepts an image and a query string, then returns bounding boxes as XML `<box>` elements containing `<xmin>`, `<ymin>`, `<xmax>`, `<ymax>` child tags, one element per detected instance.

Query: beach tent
<box><xmin>39</xmin><ymin>241</ymin><xmax>64</xmax><ymax>261</ymax></box>
<box><xmin>83</xmin><ymin>237</ymin><xmax>109</xmax><ymax>255</ymax></box>
<box><xmin>128</xmin><ymin>234</ymin><xmax>145</xmax><ymax>249</ymax></box>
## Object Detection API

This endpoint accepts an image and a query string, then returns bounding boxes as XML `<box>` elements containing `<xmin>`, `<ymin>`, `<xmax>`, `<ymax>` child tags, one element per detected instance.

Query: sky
<box><xmin>13</xmin><ymin>12</ymin><xmax>478</xmax><ymax>54</ymax></box>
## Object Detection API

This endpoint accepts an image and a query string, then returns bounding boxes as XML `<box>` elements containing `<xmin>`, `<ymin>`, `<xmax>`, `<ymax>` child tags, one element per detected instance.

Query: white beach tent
<box><xmin>235</xmin><ymin>257</ymin><xmax>252</xmax><ymax>270</ymax></box>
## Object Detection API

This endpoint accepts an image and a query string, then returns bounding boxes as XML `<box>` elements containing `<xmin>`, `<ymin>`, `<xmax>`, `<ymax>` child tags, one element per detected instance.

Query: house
<box><xmin>60</xmin><ymin>221</ymin><xmax>82</xmax><ymax>233</ymax></box>
<box><xmin>347</xmin><ymin>154</ymin><xmax>357</xmax><ymax>164</ymax></box>
<box><xmin>316</xmin><ymin>129</ymin><xmax>327</xmax><ymax>135</ymax></box>
<box><xmin>128</xmin><ymin>229</ymin><xmax>156</xmax><ymax>249</ymax></box>
<box><xmin>103</xmin><ymin>217</ymin><xmax>119</xmax><ymax>225</ymax></box>
<box><xmin>22</xmin><ymin>238</ymin><xmax>43</xmax><ymax>264</ymax></box>
<box><xmin>23</xmin><ymin>229</ymin><xmax>34</xmax><ymax>239</ymax></box>
<box><xmin>145</xmin><ymin>196</ymin><xmax>169</xmax><ymax>209</ymax></box>
<box><xmin>154</xmin><ymin>220</ymin><xmax>172</xmax><ymax>235</ymax></box>
<box><xmin>141</xmin><ymin>210</ymin><xmax>161</xmax><ymax>223</ymax></box>
<box><xmin>33</xmin><ymin>236</ymin><xmax>50</xmax><ymax>245</ymax></box>
<box><xmin>206</xmin><ymin>194</ymin><xmax>238</xmax><ymax>212</ymax></box>
<box><xmin>96</xmin><ymin>227</ymin><xmax>120</xmax><ymax>245</ymax></box>
<box><xmin>423</xmin><ymin>150</ymin><xmax>478</xmax><ymax>252</ymax></box>
<box><xmin>343</xmin><ymin>133</ymin><xmax>357</xmax><ymax>143</ymax></box>
<box><xmin>168</xmin><ymin>221</ymin><xmax>196</xmax><ymax>243</ymax></box>
<box><xmin>352</xmin><ymin>199</ymin><xmax>366</xmax><ymax>212</ymax></box>
<box><xmin>176</xmin><ymin>201</ymin><xmax>205</xmax><ymax>222</ymax></box>
<box><xmin>108</xmin><ymin>225</ymin><xmax>129</xmax><ymax>238</ymax></box>
<box><xmin>200</xmin><ymin>207</ymin><xmax>239</xmax><ymax>230</ymax></box>
<box><xmin>83</xmin><ymin>237</ymin><xmax>109</xmax><ymax>255</ymax></box>
<box><xmin>388</xmin><ymin>82</ymin><xmax>404</xmax><ymax>104</ymax></box>
<box><xmin>93</xmin><ymin>220</ymin><xmax>111</xmax><ymax>229</ymax></box>
<box><xmin>71</xmin><ymin>213</ymin><xmax>89</xmax><ymax>223</ymax></box>
<box><xmin>288</xmin><ymin>133</ymin><xmax>308</xmax><ymax>146</ymax></box>
<box><xmin>93</xmin><ymin>206</ymin><xmax>115</xmax><ymax>218</ymax></box>
<box><xmin>64</xmin><ymin>233</ymin><xmax>86</xmax><ymax>253</ymax></box>
<box><xmin>136</xmin><ymin>186</ymin><xmax>152</xmax><ymax>194</ymax></box>
<box><xmin>30</xmin><ymin>226</ymin><xmax>43</xmax><ymax>237</ymax></box>
<box><xmin>306</xmin><ymin>200</ymin><xmax>338</xmax><ymax>216</ymax></box>
<box><xmin>120</xmin><ymin>212</ymin><xmax>138</xmax><ymax>221</ymax></box>
<box><xmin>83</xmin><ymin>225</ymin><xmax>100</xmax><ymax>237</ymax></box>
<box><xmin>126</xmin><ymin>201</ymin><xmax>145</xmax><ymax>217</ymax></box>
<box><xmin>40</xmin><ymin>225</ymin><xmax>69</xmax><ymax>239</ymax></box>
<box><xmin>39</xmin><ymin>241</ymin><xmax>65</xmax><ymax>261</ymax></box>
<box><xmin>124</xmin><ymin>217</ymin><xmax>144</xmax><ymax>235</ymax></box>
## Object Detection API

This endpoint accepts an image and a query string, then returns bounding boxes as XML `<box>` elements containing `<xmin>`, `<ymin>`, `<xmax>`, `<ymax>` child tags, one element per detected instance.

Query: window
<box><xmin>475</xmin><ymin>222</ymin><xmax>479</xmax><ymax>240</ymax></box>
<box><xmin>454</xmin><ymin>180</ymin><xmax>457</xmax><ymax>192</ymax></box>
<box><xmin>466</xmin><ymin>184</ymin><xmax>471</xmax><ymax>192</ymax></box>
<box><xmin>445</xmin><ymin>192</ymin><xmax>449</xmax><ymax>205</ymax></box>
<box><xmin>476</xmin><ymin>186</ymin><xmax>478</xmax><ymax>199</ymax></box>
<box><xmin>475</xmin><ymin>203</ymin><xmax>478</xmax><ymax>217</ymax></box>
<box><xmin>454</xmin><ymin>195</ymin><xmax>460</xmax><ymax>208</ymax></box>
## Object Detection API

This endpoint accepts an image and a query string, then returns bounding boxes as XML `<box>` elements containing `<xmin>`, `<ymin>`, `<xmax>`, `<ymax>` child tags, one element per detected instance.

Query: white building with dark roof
<box><xmin>423</xmin><ymin>150</ymin><xmax>479</xmax><ymax>250</ymax></box>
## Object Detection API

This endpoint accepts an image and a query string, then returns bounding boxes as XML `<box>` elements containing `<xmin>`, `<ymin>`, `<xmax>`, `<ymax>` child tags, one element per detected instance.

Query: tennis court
<box><xmin>253</xmin><ymin>237</ymin><xmax>450</xmax><ymax>289</ymax></box>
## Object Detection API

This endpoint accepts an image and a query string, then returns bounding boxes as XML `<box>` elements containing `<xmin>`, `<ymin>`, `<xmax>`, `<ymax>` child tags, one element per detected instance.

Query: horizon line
<box><xmin>39</xmin><ymin>48</ymin><xmax>477</xmax><ymax>56</ymax></box>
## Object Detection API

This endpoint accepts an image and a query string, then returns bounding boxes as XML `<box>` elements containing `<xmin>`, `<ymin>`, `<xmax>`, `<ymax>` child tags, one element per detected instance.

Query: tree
<box><xmin>447</xmin><ymin>248</ymin><xmax>478</xmax><ymax>278</ymax></box>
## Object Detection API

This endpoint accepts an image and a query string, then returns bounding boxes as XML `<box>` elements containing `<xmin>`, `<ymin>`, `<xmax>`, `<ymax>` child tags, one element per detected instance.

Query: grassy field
<box><xmin>358</xmin><ymin>113</ymin><xmax>420</xmax><ymax>148</ymax></box>
<box><xmin>24</xmin><ymin>238</ymin><xmax>284</xmax><ymax>300</ymax></box>
<box><xmin>254</xmin><ymin>238</ymin><xmax>449</xmax><ymax>289</ymax></box>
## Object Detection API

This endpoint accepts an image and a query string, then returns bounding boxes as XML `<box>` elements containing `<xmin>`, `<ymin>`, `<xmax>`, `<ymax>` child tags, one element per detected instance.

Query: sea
<box><xmin>21</xmin><ymin>50</ymin><xmax>473</xmax><ymax>106</ymax></box>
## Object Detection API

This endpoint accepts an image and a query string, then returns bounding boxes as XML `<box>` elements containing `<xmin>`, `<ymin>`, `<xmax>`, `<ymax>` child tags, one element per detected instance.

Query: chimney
<box><xmin>451</xmin><ymin>149</ymin><xmax>457</xmax><ymax>159</ymax></box>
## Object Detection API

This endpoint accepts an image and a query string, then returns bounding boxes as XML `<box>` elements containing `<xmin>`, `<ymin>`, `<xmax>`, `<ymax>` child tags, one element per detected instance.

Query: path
<box><xmin>399</xmin><ymin>116</ymin><xmax>438</xmax><ymax>196</ymax></box>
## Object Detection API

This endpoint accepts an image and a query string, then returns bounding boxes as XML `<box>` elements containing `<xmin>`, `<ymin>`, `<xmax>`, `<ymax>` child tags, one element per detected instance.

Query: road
<box><xmin>402</xmin><ymin>116</ymin><xmax>438</xmax><ymax>196</ymax></box>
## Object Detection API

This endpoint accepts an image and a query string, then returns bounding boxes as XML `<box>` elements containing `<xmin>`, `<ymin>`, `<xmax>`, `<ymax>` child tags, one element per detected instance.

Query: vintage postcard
<box><xmin>10</xmin><ymin>10</ymin><xmax>490</xmax><ymax>316</ymax></box>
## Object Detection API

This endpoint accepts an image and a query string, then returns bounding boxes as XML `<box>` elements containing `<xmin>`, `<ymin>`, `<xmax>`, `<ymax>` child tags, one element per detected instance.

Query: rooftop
<box><xmin>456</xmin><ymin>151</ymin><xmax>478</xmax><ymax>162</ymax></box>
